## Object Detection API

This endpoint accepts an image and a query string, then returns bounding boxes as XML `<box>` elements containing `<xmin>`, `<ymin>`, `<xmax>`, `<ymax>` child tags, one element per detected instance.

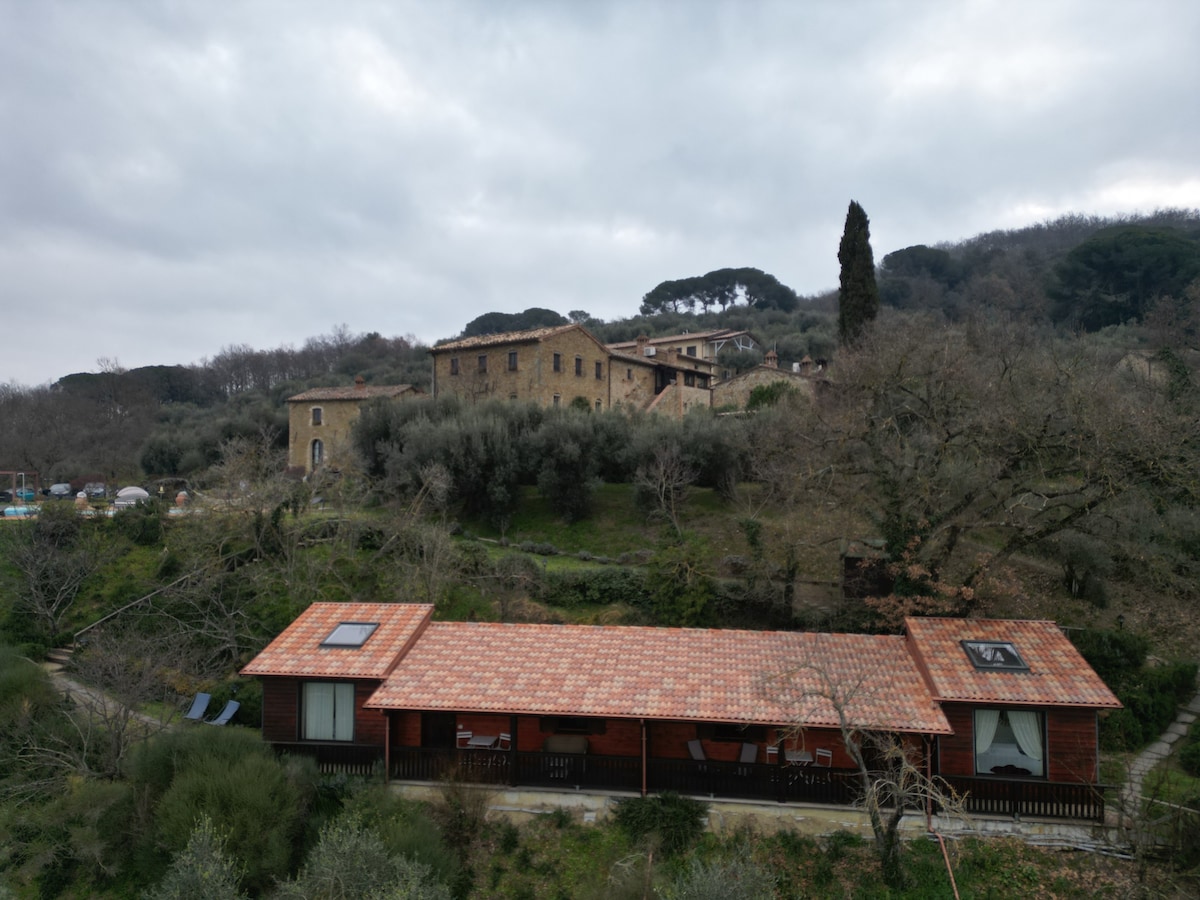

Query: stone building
<box><xmin>430</xmin><ymin>324</ymin><xmax>715</xmax><ymax>417</ymax></box>
<box><xmin>711</xmin><ymin>349</ymin><xmax>821</xmax><ymax>409</ymax></box>
<box><xmin>286</xmin><ymin>378</ymin><xmax>423</xmax><ymax>475</ymax></box>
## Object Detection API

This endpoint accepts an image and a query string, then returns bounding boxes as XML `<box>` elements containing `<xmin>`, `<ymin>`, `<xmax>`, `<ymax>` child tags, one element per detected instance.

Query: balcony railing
<box><xmin>942</xmin><ymin>775</ymin><xmax>1108</xmax><ymax>822</ymax></box>
<box><xmin>273</xmin><ymin>741</ymin><xmax>384</xmax><ymax>777</ymax></box>
<box><xmin>269</xmin><ymin>743</ymin><xmax>1105</xmax><ymax>821</ymax></box>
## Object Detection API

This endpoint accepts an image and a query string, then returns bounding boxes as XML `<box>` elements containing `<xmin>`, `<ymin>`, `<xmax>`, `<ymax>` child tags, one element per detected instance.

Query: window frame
<box><xmin>311</xmin><ymin>407</ymin><xmax>323</xmax><ymax>426</ymax></box>
<box><xmin>477</xmin><ymin>354</ymin><xmax>488</xmax><ymax>374</ymax></box>
<box><xmin>553</xmin><ymin>352</ymin><xmax>562</xmax><ymax>373</ymax></box>
<box><xmin>574</xmin><ymin>356</ymin><xmax>583</xmax><ymax>376</ymax></box>
<box><xmin>507</xmin><ymin>350</ymin><xmax>518</xmax><ymax>371</ymax></box>
<box><xmin>301</xmin><ymin>681</ymin><xmax>356</xmax><ymax>742</ymax></box>
<box><xmin>450</xmin><ymin>357</ymin><xmax>460</xmax><ymax>376</ymax></box>
<box><xmin>311</xmin><ymin>439</ymin><xmax>323</xmax><ymax>468</ymax></box>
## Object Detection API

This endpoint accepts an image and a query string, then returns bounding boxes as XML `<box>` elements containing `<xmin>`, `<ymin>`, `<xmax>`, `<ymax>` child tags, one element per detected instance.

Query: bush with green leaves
<box><xmin>657</xmin><ymin>847</ymin><xmax>778</xmax><ymax>900</ymax></box>
<box><xmin>534</xmin><ymin>567</ymin><xmax>651</xmax><ymax>609</ymax></box>
<box><xmin>612</xmin><ymin>792</ymin><xmax>708</xmax><ymax>857</ymax></box>
<box><xmin>124</xmin><ymin>727</ymin><xmax>317</xmax><ymax>893</ymax></box>
<box><xmin>274</xmin><ymin>813</ymin><xmax>451</xmax><ymax>900</ymax></box>
<box><xmin>144</xmin><ymin>814</ymin><xmax>245</xmax><ymax>900</ymax></box>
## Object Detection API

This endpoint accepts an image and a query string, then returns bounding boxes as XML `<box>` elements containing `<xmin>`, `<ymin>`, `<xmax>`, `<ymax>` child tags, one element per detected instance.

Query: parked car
<box><xmin>83</xmin><ymin>482</ymin><xmax>106</xmax><ymax>499</ymax></box>
<box><xmin>14</xmin><ymin>487</ymin><xmax>36</xmax><ymax>502</ymax></box>
<box><xmin>0</xmin><ymin>490</ymin><xmax>10</xmax><ymax>503</ymax></box>
<box><xmin>48</xmin><ymin>483</ymin><xmax>73</xmax><ymax>500</ymax></box>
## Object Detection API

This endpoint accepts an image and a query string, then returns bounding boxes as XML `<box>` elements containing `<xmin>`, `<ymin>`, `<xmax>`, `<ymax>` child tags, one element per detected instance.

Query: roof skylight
<box><xmin>322</xmin><ymin>622</ymin><xmax>379</xmax><ymax>648</ymax></box>
<box><xmin>962</xmin><ymin>640</ymin><xmax>1029</xmax><ymax>672</ymax></box>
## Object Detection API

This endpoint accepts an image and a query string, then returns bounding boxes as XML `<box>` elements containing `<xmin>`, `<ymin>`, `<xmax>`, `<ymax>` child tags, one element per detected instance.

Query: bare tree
<box><xmin>634</xmin><ymin>445</ymin><xmax>697</xmax><ymax>537</ymax></box>
<box><xmin>0</xmin><ymin>505</ymin><xmax>111</xmax><ymax>640</ymax></box>
<box><xmin>768</xmin><ymin>650</ymin><xmax>965</xmax><ymax>889</ymax></box>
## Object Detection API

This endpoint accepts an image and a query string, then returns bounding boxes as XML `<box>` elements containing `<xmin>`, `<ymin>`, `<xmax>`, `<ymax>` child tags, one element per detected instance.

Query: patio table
<box><xmin>466</xmin><ymin>734</ymin><xmax>498</xmax><ymax>748</ymax></box>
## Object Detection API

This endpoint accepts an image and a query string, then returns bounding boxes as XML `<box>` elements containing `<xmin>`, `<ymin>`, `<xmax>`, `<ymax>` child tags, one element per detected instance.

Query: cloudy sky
<box><xmin>3</xmin><ymin>0</ymin><xmax>1198</xmax><ymax>386</ymax></box>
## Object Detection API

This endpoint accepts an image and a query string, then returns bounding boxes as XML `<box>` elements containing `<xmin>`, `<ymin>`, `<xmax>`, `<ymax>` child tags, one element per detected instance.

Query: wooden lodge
<box><xmin>241</xmin><ymin>604</ymin><xmax>1121</xmax><ymax>823</ymax></box>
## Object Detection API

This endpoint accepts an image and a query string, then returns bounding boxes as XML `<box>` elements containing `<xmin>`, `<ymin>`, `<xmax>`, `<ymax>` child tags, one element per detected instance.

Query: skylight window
<box><xmin>962</xmin><ymin>640</ymin><xmax>1029</xmax><ymax>672</ymax></box>
<box><xmin>322</xmin><ymin>622</ymin><xmax>379</xmax><ymax>648</ymax></box>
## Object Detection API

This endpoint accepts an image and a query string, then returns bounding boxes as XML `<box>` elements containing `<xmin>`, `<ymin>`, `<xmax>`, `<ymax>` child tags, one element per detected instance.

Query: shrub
<box><xmin>612</xmin><ymin>792</ymin><xmax>708</xmax><ymax>857</ymax></box>
<box><xmin>1179</xmin><ymin>740</ymin><xmax>1200</xmax><ymax>778</ymax></box>
<box><xmin>144</xmin><ymin>814</ymin><xmax>246</xmax><ymax>900</ymax></box>
<box><xmin>275</xmin><ymin>813</ymin><xmax>451</xmax><ymax>900</ymax></box>
<box><xmin>534</xmin><ymin>568</ymin><xmax>651</xmax><ymax>609</ymax></box>
<box><xmin>658</xmin><ymin>848</ymin><xmax>778</xmax><ymax>899</ymax></box>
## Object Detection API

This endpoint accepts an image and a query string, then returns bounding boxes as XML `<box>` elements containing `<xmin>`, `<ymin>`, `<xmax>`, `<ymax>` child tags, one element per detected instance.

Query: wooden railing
<box><xmin>273</xmin><ymin>741</ymin><xmax>384</xmax><ymax>777</ymax></box>
<box><xmin>942</xmin><ymin>775</ymin><xmax>1108</xmax><ymax>822</ymax></box>
<box><xmin>269</xmin><ymin>743</ymin><xmax>1104</xmax><ymax>822</ymax></box>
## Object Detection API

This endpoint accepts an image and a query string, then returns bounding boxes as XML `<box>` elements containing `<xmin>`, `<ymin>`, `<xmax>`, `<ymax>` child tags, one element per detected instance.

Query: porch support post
<box><xmin>384</xmin><ymin>712</ymin><xmax>391</xmax><ymax>784</ymax></box>
<box><xmin>640</xmin><ymin>719</ymin><xmax>647</xmax><ymax>797</ymax></box>
<box><xmin>509</xmin><ymin>714</ymin><xmax>518</xmax><ymax>787</ymax></box>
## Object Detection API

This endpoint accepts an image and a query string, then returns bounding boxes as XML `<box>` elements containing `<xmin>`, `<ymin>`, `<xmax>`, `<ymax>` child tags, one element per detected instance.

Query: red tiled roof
<box><xmin>431</xmin><ymin>324</ymin><xmax>581</xmax><ymax>352</ymax></box>
<box><xmin>364</xmin><ymin>623</ymin><xmax>952</xmax><ymax>734</ymax></box>
<box><xmin>240</xmin><ymin>602</ymin><xmax>434</xmax><ymax>680</ymax></box>
<box><xmin>905</xmin><ymin>618</ymin><xmax>1122</xmax><ymax>708</ymax></box>
<box><xmin>287</xmin><ymin>384</ymin><xmax>419</xmax><ymax>402</ymax></box>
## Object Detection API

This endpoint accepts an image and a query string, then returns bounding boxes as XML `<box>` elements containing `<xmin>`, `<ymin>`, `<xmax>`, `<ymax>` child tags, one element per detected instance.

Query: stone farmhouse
<box><xmin>429</xmin><ymin>324</ymin><xmax>716</xmax><ymax>417</ymax></box>
<box><xmin>286</xmin><ymin>378</ymin><xmax>423</xmax><ymax>475</ymax></box>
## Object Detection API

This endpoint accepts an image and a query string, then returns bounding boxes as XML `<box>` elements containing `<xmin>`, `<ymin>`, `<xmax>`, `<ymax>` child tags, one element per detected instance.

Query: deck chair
<box><xmin>204</xmin><ymin>699</ymin><xmax>240</xmax><ymax>726</ymax></box>
<box><xmin>498</xmin><ymin>732</ymin><xmax>512</xmax><ymax>750</ymax></box>
<box><xmin>814</xmin><ymin>748</ymin><xmax>832</xmax><ymax>767</ymax></box>
<box><xmin>456</xmin><ymin>730</ymin><xmax>472</xmax><ymax>748</ymax></box>
<box><xmin>183</xmin><ymin>692</ymin><xmax>211</xmax><ymax>722</ymax></box>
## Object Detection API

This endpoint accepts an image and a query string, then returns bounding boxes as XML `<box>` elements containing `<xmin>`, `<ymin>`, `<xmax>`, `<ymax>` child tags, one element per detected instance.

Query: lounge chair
<box><xmin>204</xmin><ymin>699</ymin><xmax>240</xmax><ymax>726</ymax></box>
<box><xmin>183</xmin><ymin>692</ymin><xmax>211</xmax><ymax>722</ymax></box>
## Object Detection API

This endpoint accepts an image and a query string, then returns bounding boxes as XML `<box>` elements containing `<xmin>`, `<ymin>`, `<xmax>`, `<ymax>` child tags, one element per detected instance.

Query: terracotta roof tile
<box><xmin>240</xmin><ymin>602</ymin><xmax>434</xmax><ymax>680</ymax></box>
<box><xmin>365</xmin><ymin>623</ymin><xmax>951</xmax><ymax>733</ymax></box>
<box><xmin>431</xmin><ymin>324</ymin><xmax>580</xmax><ymax>352</ymax></box>
<box><xmin>905</xmin><ymin>618</ymin><xmax>1122</xmax><ymax>708</ymax></box>
<box><xmin>287</xmin><ymin>384</ymin><xmax>419</xmax><ymax>402</ymax></box>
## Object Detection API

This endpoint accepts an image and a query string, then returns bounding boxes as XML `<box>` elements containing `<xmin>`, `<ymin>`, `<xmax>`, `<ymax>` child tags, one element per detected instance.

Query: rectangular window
<box><xmin>450</xmin><ymin>357</ymin><xmax>460</xmax><ymax>376</ymax></box>
<box><xmin>477</xmin><ymin>354</ymin><xmax>488</xmax><ymax>373</ymax></box>
<box><xmin>594</xmin><ymin>399</ymin><xmax>602</xmax><ymax>411</ymax></box>
<box><xmin>626</xmin><ymin>368</ymin><xmax>632</xmax><ymax>380</ymax></box>
<box><xmin>574</xmin><ymin>356</ymin><xmax>583</xmax><ymax>376</ymax></box>
<box><xmin>553</xmin><ymin>352</ymin><xmax>562</xmax><ymax>373</ymax></box>
<box><xmin>686</xmin><ymin>346</ymin><xmax>697</xmax><ymax>357</ymax></box>
<box><xmin>302</xmin><ymin>682</ymin><xmax>355</xmax><ymax>742</ymax></box>
<box><xmin>507</xmin><ymin>350</ymin><xmax>518</xmax><ymax>371</ymax></box>
<box><xmin>552</xmin><ymin>394</ymin><xmax>561</xmax><ymax>407</ymax></box>
<box><xmin>684</xmin><ymin>372</ymin><xmax>696</xmax><ymax>387</ymax></box>
<box><xmin>595</xmin><ymin>361</ymin><xmax>603</xmax><ymax>379</ymax></box>
<box><xmin>973</xmin><ymin>709</ymin><xmax>1045</xmax><ymax>777</ymax></box>
<box><xmin>311</xmin><ymin>407</ymin><xmax>323</xmax><ymax>426</ymax></box>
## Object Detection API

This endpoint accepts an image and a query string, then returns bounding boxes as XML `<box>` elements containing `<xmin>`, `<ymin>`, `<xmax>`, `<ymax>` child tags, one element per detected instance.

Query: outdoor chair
<box><xmin>182</xmin><ymin>692</ymin><xmax>211</xmax><ymax>722</ymax></box>
<box><xmin>498</xmin><ymin>732</ymin><xmax>511</xmax><ymax>750</ymax></box>
<box><xmin>456</xmin><ymin>730</ymin><xmax>472</xmax><ymax>748</ymax></box>
<box><xmin>204</xmin><ymin>699</ymin><xmax>240</xmax><ymax>726</ymax></box>
<box><xmin>814</xmin><ymin>748</ymin><xmax>832</xmax><ymax>767</ymax></box>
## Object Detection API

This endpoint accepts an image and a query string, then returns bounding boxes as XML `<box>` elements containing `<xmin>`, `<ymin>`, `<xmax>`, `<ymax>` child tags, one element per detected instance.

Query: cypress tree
<box><xmin>837</xmin><ymin>200</ymin><xmax>880</xmax><ymax>345</ymax></box>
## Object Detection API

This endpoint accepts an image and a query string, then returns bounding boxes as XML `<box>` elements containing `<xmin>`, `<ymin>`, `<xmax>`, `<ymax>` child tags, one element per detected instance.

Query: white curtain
<box><xmin>1007</xmin><ymin>710</ymin><xmax>1044</xmax><ymax>762</ymax></box>
<box><xmin>333</xmin><ymin>683</ymin><xmax>354</xmax><ymax>741</ymax></box>
<box><xmin>303</xmin><ymin>682</ymin><xmax>334</xmax><ymax>740</ymax></box>
<box><xmin>974</xmin><ymin>709</ymin><xmax>1000</xmax><ymax>756</ymax></box>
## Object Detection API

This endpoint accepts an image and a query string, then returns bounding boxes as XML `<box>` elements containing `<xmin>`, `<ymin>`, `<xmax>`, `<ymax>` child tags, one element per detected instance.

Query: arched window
<box><xmin>311</xmin><ymin>439</ymin><xmax>324</xmax><ymax>469</ymax></box>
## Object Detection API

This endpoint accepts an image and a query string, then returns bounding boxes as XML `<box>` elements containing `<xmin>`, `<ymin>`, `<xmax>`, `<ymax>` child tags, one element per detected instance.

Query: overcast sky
<box><xmin>3</xmin><ymin>0</ymin><xmax>1198</xmax><ymax>386</ymax></box>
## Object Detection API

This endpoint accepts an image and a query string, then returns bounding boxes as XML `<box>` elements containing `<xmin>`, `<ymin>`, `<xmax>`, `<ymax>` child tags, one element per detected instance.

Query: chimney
<box><xmin>636</xmin><ymin>334</ymin><xmax>649</xmax><ymax>356</ymax></box>
<box><xmin>764</xmin><ymin>349</ymin><xmax>778</xmax><ymax>369</ymax></box>
<box><xmin>354</xmin><ymin>375</ymin><xmax>366</xmax><ymax>389</ymax></box>
<box><xmin>800</xmin><ymin>355</ymin><xmax>813</xmax><ymax>375</ymax></box>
